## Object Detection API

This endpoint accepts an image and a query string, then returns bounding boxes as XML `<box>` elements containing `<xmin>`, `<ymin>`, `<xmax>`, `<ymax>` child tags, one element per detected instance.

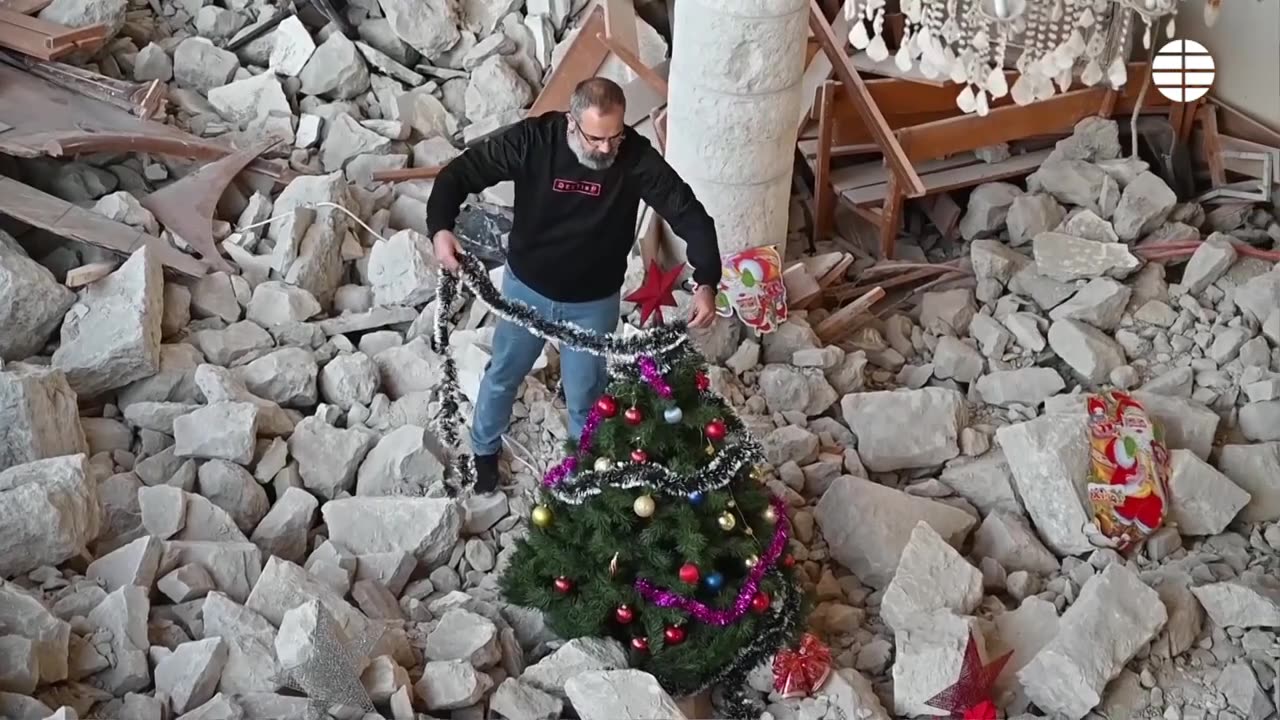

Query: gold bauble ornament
<box><xmin>763</xmin><ymin>506</ymin><xmax>778</xmax><ymax>523</ymax></box>
<box><xmin>717</xmin><ymin>512</ymin><xmax>737</xmax><ymax>531</ymax></box>
<box><xmin>531</xmin><ymin>505</ymin><xmax>553</xmax><ymax>528</ymax></box>
<box><xmin>594</xmin><ymin>457</ymin><xmax>615</xmax><ymax>472</ymax></box>
<box><xmin>751</xmin><ymin>466</ymin><xmax>766</xmax><ymax>481</ymax></box>
<box><xmin>744</xmin><ymin>554</ymin><xmax>759</xmax><ymax>569</ymax></box>
<box><xmin>633</xmin><ymin>495</ymin><xmax>656</xmax><ymax>518</ymax></box>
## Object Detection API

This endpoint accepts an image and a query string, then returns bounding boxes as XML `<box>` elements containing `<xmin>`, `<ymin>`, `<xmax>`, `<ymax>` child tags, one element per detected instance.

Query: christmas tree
<box><xmin>498</xmin><ymin>266</ymin><xmax>808</xmax><ymax>716</ymax></box>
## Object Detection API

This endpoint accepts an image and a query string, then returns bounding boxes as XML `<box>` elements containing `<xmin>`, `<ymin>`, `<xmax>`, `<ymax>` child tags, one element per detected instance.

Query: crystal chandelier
<box><xmin>844</xmin><ymin>0</ymin><xmax>1185</xmax><ymax>115</ymax></box>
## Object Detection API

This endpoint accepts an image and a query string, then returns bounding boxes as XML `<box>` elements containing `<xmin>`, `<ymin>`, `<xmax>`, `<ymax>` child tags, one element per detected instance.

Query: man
<box><xmin>427</xmin><ymin>77</ymin><xmax>723</xmax><ymax>494</ymax></box>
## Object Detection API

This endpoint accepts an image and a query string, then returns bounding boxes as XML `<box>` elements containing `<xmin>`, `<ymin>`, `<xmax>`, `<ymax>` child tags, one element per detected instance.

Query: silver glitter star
<box><xmin>271</xmin><ymin>602</ymin><xmax>386</xmax><ymax>720</ymax></box>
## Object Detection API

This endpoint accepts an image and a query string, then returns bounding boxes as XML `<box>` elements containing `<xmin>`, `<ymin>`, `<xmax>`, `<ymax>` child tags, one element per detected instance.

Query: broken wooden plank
<box><xmin>0</xmin><ymin>175</ymin><xmax>207</xmax><ymax>278</ymax></box>
<box><xmin>815</xmin><ymin>285</ymin><xmax>885</xmax><ymax>343</ymax></box>
<box><xmin>808</xmin><ymin>0</ymin><xmax>925</xmax><ymax>197</ymax></box>
<box><xmin>65</xmin><ymin>261</ymin><xmax>117</xmax><ymax>288</ymax></box>
<box><xmin>842</xmin><ymin>148</ymin><xmax>1051</xmax><ymax>206</ymax></box>
<box><xmin>528</xmin><ymin>4</ymin><xmax>609</xmax><ymax>116</ymax></box>
<box><xmin>0</xmin><ymin>62</ymin><xmax>288</xmax><ymax>184</ymax></box>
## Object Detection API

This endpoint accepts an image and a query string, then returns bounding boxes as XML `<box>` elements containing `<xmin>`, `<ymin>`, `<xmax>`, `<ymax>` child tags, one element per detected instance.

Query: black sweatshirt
<box><xmin>426</xmin><ymin>112</ymin><xmax>722</xmax><ymax>303</ymax></box>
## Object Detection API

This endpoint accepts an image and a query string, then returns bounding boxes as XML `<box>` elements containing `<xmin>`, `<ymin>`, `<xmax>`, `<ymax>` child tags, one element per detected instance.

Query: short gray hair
<box><xmin>569</xmin><ymin>77</ymin><xmax>626</xmax><ymax>119</ymax></box>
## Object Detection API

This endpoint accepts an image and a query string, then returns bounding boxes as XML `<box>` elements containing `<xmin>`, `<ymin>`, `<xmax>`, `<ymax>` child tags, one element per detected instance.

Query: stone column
<box><xmin>664</xmin><ymin>0</ymin><xmax>809</xmax><ymax>259</ymax></box>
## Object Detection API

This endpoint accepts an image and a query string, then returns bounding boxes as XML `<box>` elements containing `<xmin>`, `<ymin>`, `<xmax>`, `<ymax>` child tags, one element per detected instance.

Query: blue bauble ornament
<box><xmin>703</xmin><ymin>572</ymin><xmax>724</xmax><ymax>591</ymax></box>
<box><xmin>687</xmin><ymin>491</ymin><xmax>704</xmax><ymax>506</ymax></box>
<box><xmin>663</xmin><ymin>406</ymin><xmax>684</xmax><ymax>424</ymax></box>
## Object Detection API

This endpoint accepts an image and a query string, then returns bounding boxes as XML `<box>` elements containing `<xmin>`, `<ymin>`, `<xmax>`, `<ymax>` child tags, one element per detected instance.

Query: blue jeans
<box><xmin>470</xmin><ymin>268</ymin><xmax>620</xmax><ymax>456</ymax></box>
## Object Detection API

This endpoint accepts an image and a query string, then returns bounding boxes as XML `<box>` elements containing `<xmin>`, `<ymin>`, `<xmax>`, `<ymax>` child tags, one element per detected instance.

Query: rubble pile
<box><xmin>3</xmin><ymin>0</ymin><xmax>1280</xmax><ymax>716</ymax></box>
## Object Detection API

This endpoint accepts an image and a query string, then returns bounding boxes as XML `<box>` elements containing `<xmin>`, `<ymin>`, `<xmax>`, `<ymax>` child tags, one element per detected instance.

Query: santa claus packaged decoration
<box><xmin>1084</xmin><ymin>390</ymin><xmax>1171</xmax><ymax>552</ymax></box>
<box><xmin>772</xmin><ymin>633</ymin><xmax>832</xmax><ymax>699</ymax></box>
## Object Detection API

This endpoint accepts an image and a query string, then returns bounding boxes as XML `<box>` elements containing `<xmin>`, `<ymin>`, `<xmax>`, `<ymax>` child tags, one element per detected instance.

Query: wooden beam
<box><xmin>596</xmin><ymin>31</ymin><xmax>667</xmax><ymax>99</ymax></box>
<box><xmin>0</xmin><ymin>176</ymin><xmax>207</xmax><ymax>277</ymax></box>
<box><xmin>796</xmin><ymin>0</ymin><xmax>854</xmax><ymax>134</ymax></box>
<box><xmin>807</xmin><ymin>0</ymin><xmax>924</xmax><ymax>197</ymax></box>
<box><xmin>813</xmin><ymin>81</ymin><xmax>836</xmax><ymax>245</ymax></box>
<box><xmin>1199</xmin><ymin>103</ymin><xmax>1227</xmax><ymax>187</ymax></box>
<box><xmin>601</xmin><ymin>0</ymin><xmax>639</xmax><ymax>57</ymax></box>
<box><xmin>893</xmin><ymin>81</ymin><xmax>1170</xmax><ymax>163</ymax></box>
<box><xmin>528</xmin><ymin>5</ymin><xmax>609</xmax><ymax>116</ymax></box>
<box><xmin>815</xmin><ymin>286</ymin><xmax>885</xmax><ymax>343</ymax></box>
<box><xmin>878</xmin><ymin>173</ymin><xmax>903</xmax><ymax>258</ymax></box>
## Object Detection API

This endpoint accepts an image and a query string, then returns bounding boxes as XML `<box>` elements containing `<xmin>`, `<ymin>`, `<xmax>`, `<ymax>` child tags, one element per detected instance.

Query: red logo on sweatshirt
<box><xmin>553</xmin><ymin>178</ymin><xmax>601</xmax><ymax>196</ymax></box>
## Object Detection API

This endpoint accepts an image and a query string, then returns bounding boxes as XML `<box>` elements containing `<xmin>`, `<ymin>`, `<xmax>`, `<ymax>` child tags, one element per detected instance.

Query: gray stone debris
<box><xmin>840</xmin><ymin>388</ymin><xmax>965</xmax><ymax>471</ymax></box>
<box><xmin>52</xmin><ymin>248</ymin><xmax>163</xmax><ymax>398</ymax></box>
<box><xmin>564</xmin><ymin>670</ymin><xmax>686</xmax><ymax>720</ymax></box>
<box><xmin>879</xmin><ymin>522</ymin><xmax>983</xmax><ymax>632</ymax></box>
<box><xmin>996</xmin><ymin>414</ymin><xmax>1093</xmax><ymax>556</ymax></box>
<box><xmin>1017</xmin><ymin>563</ymin><xmax>1167</xmax><ymax>719</ymax></box>
<box><xmin>0</xmin><ymin>27</ymin><xmax>1278</xmax><ymax>720</ymax></box>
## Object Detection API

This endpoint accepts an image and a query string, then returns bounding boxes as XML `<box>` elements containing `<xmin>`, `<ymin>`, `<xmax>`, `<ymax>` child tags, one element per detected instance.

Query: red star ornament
<box><xmin>625</xmin><ymin>260</ymin><xmax>683</xmax><ymax>327</ymax></box>
<box><xmin>924</xmin><ymin>630</ymin><xmax>1013</xmax><ymax>718</ymax></box>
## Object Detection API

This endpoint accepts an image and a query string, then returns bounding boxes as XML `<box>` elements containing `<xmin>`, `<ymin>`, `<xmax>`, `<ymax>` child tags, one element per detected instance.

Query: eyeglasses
<box><xmin>571</xmin><ymin>118</ymin><xmax>625</xmax><ymax>148</ymax></box>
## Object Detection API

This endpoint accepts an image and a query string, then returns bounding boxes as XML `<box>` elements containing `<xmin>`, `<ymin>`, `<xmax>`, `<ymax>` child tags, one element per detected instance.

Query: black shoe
<box><xmin>472</xmin><ymin>453</ymin><xmax>501</xmax><ymax>494</ymax></box>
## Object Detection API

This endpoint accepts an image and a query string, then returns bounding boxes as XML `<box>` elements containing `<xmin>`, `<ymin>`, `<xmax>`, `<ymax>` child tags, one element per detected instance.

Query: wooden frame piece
<box><xmin>1198</xmin><ymin>103</ymin><xmax>1227</xmax><ymax>187</ymax></box>
<box><xmin>807</xmin><ymin>0</ymin><xmax>925</xmax><ymax>198</ymax></box>
<box><xmin>528</xmin><ymin>4</ymin><xmax>609</xmax><ymax>116</ymax></box>
<box><xmin>0</xmin><ymin>175</ymin><xmax>207</xmax><ymax>277</ymax></box>
<box><xmin>812</xmin><ymin>81</ymin><xmax>837</xmax><ymax>247</ymax></box>
<box><xmin>596</xmin><ymin>31</ymin><xmax>667</xmax><ymax>99</ymax></box>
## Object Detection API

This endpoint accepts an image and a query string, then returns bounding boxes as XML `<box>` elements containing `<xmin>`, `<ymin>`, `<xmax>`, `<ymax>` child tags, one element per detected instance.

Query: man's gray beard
<box><xmin>568</xmin><ymin>130</ymin><xmax>617</xmax><ymax>170</ymax></box>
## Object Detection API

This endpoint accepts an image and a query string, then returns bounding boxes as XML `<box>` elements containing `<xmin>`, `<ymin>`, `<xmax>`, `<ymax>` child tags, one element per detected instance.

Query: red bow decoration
<box><xmin>925</xmin><ymin>630</ymin><xmax>1013</xmax><ymax>718</ymax></box>
<box><xmin>772</xmin><ymin>633</ymin><xmax>832</xmax><ymax>698</ymax></box>
<box><xmin>625</xmin><ymin>260</ymin><xmax>682</xmax><ymax>327</ymax></box>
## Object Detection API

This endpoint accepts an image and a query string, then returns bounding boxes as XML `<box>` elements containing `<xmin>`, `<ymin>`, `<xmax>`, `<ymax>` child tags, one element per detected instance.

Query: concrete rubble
<box><xmin>0</xmin><ymin>6</ymin><xmax>1278</xmax><ymax>718</ymax></box>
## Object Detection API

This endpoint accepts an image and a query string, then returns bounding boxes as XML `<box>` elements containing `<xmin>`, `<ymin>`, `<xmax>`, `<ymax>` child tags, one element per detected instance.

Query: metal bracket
<box><xmin>1196</xmin><ymin>150</ymin><xmax>1274</xmax><ymax>204</ymax></box>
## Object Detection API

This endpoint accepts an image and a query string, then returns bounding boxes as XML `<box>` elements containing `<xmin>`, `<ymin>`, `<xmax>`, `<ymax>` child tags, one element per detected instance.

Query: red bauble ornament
<box><xmin>751</xmin><ymin>591</ymin><xmax>772</xmax><ymax>614</ymax></box>
<box><xmin>631</xmin><ymin>636</ymin><xmax>650</xmax><ymax>652</ymax></box>
<box><xmin>705</xmin><ymin>419</ymin><xmax>727</xmax><ymax>441</ymax></box>
<box><xmin>678</xmin><ymin>563</ymin><xmax>700</xmax><ymax>584</ymax></box>
<box><xmin>553</xmin><ymin>576</ymin><xmax>573</xmax><ymax>594</ymax></box>
<box><xmin>631</xmin><ymin>449</ymin><xmax>649</xmax><ymax>463</ymax></box>
<box><xmin>625</xmin><ymin>259</ymin><xmax>682</xmax><ymax>327</ymax></box>
<box><xmin>664</xmin><ymin>625</ymin><xmax>686</xmax><ymax>645</ymax></box>
<box><xmin>783</xmin><ymin>554</ymin><xmax>797</xmax><ymax>568</ymax></box>
<box><xmin>624</xmin><ymin>406</ymin><xmax>644</xmax><ymax>425</ymax></box>
<box><xmin>695</xmin><ymin>371</ymin><xmax>710</xmax><ymax>392</ymax></box>
<box><xmin>615</xmin><ymin>605</ymin><xmax>635</xmax><ymax>624</ymax></box>
<box><xmin>595</xmin><ymin>395</ymin><xmax>619</xmax><ymax>418</ymax></box>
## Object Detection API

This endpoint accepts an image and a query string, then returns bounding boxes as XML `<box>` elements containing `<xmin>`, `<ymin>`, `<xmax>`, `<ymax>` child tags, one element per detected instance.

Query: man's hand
<box><xmin>433</xmin><ymin>230</ymin><xmax>463</xmax><ymax>272</ymax></box>
<box><xmin>689</xmin><ymin>285</ymin><xmax>717</xmax><ymax>329</ymax></box>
